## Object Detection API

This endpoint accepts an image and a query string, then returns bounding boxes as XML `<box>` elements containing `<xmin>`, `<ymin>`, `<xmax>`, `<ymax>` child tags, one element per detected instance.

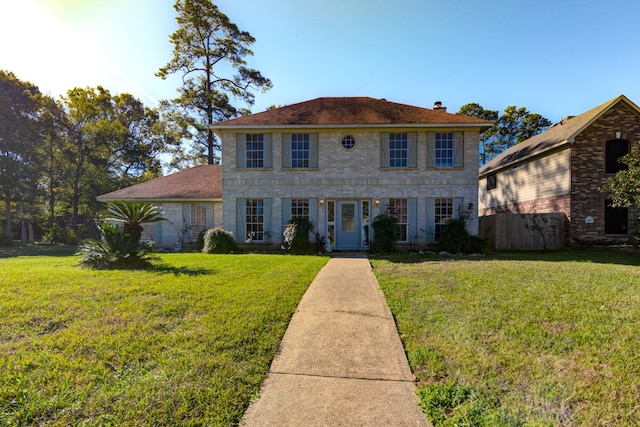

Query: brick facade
<box><xmin>569</xmin><ymin>103</ymin><xmax>640</xmax><ymax>243</ymax></box>
<box><xmin>479</xmin><ymin>99</ymin><xmax>640</xmax><ymax>245</ymax></box>
<box><xmin>220</xmin><ymin>128</ymin><xmax>482</xmax><ymax>249</ymax></box>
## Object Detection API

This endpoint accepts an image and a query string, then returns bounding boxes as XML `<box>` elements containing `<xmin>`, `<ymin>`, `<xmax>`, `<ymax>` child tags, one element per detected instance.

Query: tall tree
<box><xmin>458</xmin><ymin>103</ymin><xmax>552</xmax><ymax>165</ymax></box>
<box><xmin>61</xmin><ymin>86</ymin><xmax>117</xmax><ymax>234</ymax></box>
<box><xmin>157</xmin><ymin>0</ymin><xmax>272</xmax><ymax>164</ymax></box>
<box><xmin>37</xmin><ymin>95</ymin><xmax>69</xmax><ymax>242</ymax></box>
<box><xmin>61</xmin><ymin>87</ymin><xmax>169</xmax><ymax>236</ymax></box>
<box><xmin>457</xmin><ymin>103</ymin><xmax>499</xmax><ymax>165</ymax></box>
<box><xmin>0</xmin><ymin>70</ymin><xmax>42</xmax><ymax>241</ymax></box>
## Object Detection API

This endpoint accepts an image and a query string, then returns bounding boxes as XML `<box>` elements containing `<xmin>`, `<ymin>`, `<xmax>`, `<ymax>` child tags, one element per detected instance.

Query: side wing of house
<box><xmin>479</xmin><ymin>147</ymin><xmax>571</xmax><ymax>217</ymax></box>
<box><xmin>140</xmin><ymin>201</ymin><xmax>222</xmax><ymax>249</ymax></box>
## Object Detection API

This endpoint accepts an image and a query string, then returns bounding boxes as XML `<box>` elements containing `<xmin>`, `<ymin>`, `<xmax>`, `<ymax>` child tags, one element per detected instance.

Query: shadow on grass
<box><xmin>0</xmin><ymin>244</ymin><xmax>78</xmax><ymax>258</ymax></box>
<box><xmin>370</xmin><ymin>247</ymin><xmax>640</xmax><ymax>267</ymax></box>
<box><xmin>82</xmin><ymin>262</ymin><xmax>215</xmax><ymax>276</ymax></box>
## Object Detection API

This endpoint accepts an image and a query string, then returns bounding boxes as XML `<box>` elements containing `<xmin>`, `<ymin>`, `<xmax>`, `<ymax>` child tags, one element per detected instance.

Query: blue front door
<box><xmin>336</xmin><ymin>201</ymin><xmax>360</xmax><ymax>249</ymax></box>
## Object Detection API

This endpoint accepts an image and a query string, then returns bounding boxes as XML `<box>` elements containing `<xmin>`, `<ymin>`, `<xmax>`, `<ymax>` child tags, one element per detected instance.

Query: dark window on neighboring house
<box><xmin>605</xmin><ymin>139</ymin><xmax>629</xmax><ymax>174</ymax></box>
<box><xmin>486</xmin><ymin>173</ymin><xmax>497</xmax><ymax>191</ymax></box>
<box><xmin>604</xmin><ymin>199</ymin><xmax>628</xmax><ymax>235</ymax></box>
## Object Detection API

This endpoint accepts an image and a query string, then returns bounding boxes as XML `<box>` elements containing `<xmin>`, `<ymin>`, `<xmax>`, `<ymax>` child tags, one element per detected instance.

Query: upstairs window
<box><xmin>605</xmin><ymin>139</ymin><xmax>629</xmax><ymax>174</ymax></box>
<box><xmin>389</xmin><ymin>133</ymin><xmax>408</xmax><ymax>168</ymax></box>
<box><xmin>427</xmin><ymin>131</ymin><xmax>464</xmax><ymax>168</ymax></box>
<box><xmin>245</xmin><ymin>134</ymin><xmax>264</xmax><ymax>168</ymax></box>
<box><xmin>486</xmin><ymin>173</ymin><xmax>497</xmax><ymax>191</ymax></box>
<box><xmin>291</xmin><ymin>134</ymin><xmax>310</xmax><ymax>168</ymax></box>
<box><xmin>435</xmin><ymin>132</ymin><xmax>454</xmax><ymax>167</ymax></box>
<box><xmin>380</xmin><ymin>132</ymin><xmax>417</xmax><ymax>168</ymax></box>
<box><xmin>236</xmin><ymin>133</ymin><xmax>272</xmax><ymax>169</ymax></box>
<box><xmin>282</xmin><ymin>133</ymin><xmax>319</xmax><ymax>169</ymax></box>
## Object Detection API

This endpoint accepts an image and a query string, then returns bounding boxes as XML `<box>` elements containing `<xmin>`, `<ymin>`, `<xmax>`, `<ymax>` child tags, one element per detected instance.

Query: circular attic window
<box><xmin>341</xmin><ymin>135</ymin><xmax>356</xmax><ymax>150</ymax></box>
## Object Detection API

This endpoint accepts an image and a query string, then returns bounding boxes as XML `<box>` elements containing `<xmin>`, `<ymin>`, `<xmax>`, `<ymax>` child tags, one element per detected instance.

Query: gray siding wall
<box><xmin>479</xmin><ymin>148</ymin><xmax>571</xmax><ymax>213</ymax></box>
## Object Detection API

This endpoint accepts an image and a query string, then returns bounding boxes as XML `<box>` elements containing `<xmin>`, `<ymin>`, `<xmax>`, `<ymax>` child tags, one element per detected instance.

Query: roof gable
<box><xmin>97</xmin><ymin>164</ymin><xmax>222</xmax><ymax>201</ymax></box>
<box><xmin>480</xmin><ymin>95</ymin><xmax>640</xmax><ymax>175</ymax></box>
<box><xmin>212</xmin><ymin>97</ymin><xmax>492</xmax><ymax>128</ymax></box>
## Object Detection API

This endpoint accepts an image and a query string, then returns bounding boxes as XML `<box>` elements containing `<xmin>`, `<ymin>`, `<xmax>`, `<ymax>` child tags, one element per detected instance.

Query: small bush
<box><xmin>77</xmin><ymin>224</ymin><xmax>156</xmax><ymax>269</ymax></box>
<box><xmin>439</xmin><ymin>218</ymin><xmax>486</xmax><ymax>254</ymax></box>
<box><xmin>438</xmin><ymin>203</ymin><xmax>486</xmax><ymax>254</ymax></box>
<box><xmin>313</xmin><ymin>231</ymin><xmax>327</xmax><ymax>253</ymax></box>
<box><xmin>202</xmin><ymin>228</ymin><xmax>240</xmax><ymax>254</ymax></box>
<box><xmin>282</xmin><ymin>217</ymin><xmax>314</xmax><ymax>254</ymax></box>
<box><xmin>370</xmin><ymin>214</ymin><xmax>398</xmax><ymax>254</ymax></box>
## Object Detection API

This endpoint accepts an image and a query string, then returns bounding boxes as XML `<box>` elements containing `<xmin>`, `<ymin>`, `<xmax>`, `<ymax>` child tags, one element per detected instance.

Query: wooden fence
<box><xmin>479</xmin><ymin>213</ymin><xmax>565</xmax><ymax>251</ymax></box>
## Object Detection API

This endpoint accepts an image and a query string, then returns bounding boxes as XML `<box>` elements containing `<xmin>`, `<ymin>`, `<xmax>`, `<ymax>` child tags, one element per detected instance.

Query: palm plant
<box><xmin>78</xmin><ymin>201</ymin><xmax>165</xmax><ymax>269</ymax></box>
<box><xmin>104</xmin><ymin>200</ymin><xmax>166</xmax><ymax>241</ymax></box>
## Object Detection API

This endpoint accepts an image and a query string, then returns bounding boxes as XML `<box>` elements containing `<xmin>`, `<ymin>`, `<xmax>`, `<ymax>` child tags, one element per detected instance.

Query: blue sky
<box><xmin>2</xmin><ymin>0</ymin><xmax>640</xmax><ymax>123</ymax></box>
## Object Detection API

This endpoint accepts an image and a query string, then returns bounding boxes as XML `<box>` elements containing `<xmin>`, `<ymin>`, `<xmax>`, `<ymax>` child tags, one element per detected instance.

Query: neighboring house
<box><xmin>478</xmin><ymin>94</ymin><xmax>640</xmax><ymax>244</ymax></box>
<box><xmin>97</xmin><ymin>164</ymin><xmax>222</xmax><ymax>249</ymax></box>
<box><xmin>211</xmin><ymin>97</ymin><xmax>491</xmax><ymax>250</ymax></box>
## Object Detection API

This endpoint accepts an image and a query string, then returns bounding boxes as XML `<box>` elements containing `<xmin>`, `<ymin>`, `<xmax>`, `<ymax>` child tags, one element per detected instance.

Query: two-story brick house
<box><xmin>478</xmin><ymin>94</ymin><xmax>640</xmax><ymax>244</ymax></box>
<box><xmin>212</xmin><ymin>97</ymin><xmax>491</xmax><ymax>250</ymax></box>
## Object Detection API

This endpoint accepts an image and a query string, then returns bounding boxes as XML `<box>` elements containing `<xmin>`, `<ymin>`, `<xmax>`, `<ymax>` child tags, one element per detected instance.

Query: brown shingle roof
<box><xmin>97</xmin><ymin>164</ymin><xmax>222</xmax><ymax>201</ymax></box>
<box><xmin>479</xmin><ymin>95</ymin><xmax>640</xmax><ymax>176</ymax></box>
<box><xmin>212</xmin><ymin>97</ymin><xmax>493</xmax><ymax>128</ymax></box>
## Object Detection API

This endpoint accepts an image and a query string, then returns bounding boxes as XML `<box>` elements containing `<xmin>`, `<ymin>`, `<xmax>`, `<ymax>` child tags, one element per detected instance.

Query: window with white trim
<box><xmin>245</xmin><ymin>133</ymin><xmax>264</xmax><ymax>168</ymax></box>
<box><xmin>291</xmin><ymin>134</ymin><xmax>310</xmax><ymax>168</ymax></box>
<box><xmin>427</xmin><ymin>131</ymin><xmax>463</xmax><ymax>169</ymax></box>
<box><xmin>389</xmin><ymin>133</ymin><xmax>408</xmax><ymax>168</ymax></box>
<box><xmin>291</xmin><ymin>199</ymin><xmax>310</xmax><ymax>219</ymax></box>
<box><xmin>190</xmin><ymin>203</ymin><xmax>207</xmax><ymax>241</ymax></box>
<box><xmin>435</xmin><ymin>132</ymin><xmax>454</xmax><ymax>168</ymax></box>
<box><xmin>434</xmin><ymin>198</ymin><xmax>454</xmax><ymax>241</ymax></box>
<box><xmin>387</xmin><ymin>198</ymin><xmax>408</xmax><ymax>241</ymax></box>
<box><xmin>246</xmin><ymin>199</ymin><xmax>264</xmax><ymax>241</ymax></box>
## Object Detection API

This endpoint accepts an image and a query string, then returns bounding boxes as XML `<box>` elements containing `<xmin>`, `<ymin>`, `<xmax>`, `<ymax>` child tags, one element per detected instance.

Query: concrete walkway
<box><xmin>240</xmin><ymin>255</ymin><xmax>430</xmax><ymax>426</ymax></box>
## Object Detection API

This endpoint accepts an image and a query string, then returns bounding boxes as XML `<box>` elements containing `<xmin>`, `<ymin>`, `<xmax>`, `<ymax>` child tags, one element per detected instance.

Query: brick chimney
<box><xmin>433</xmin><ymin>101</ymin><xmax>446</xmax><ymax>112</ymax></box>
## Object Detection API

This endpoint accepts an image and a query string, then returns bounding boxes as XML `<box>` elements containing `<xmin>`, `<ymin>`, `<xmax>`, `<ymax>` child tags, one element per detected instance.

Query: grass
<box><xmin>0</xmin><ymin>253</ymin><xmax>328</xmax><ymax>426</ymax></box>
<box><xmin>372</xmin><ymin>250</ymin><xmax>640</xmax><ymax>426</ymax></box>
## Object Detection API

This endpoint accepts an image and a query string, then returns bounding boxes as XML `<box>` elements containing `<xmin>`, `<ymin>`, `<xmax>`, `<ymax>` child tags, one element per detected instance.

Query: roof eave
<box><xmin>97</xmin><ymin>197</ymin><xmax>222</xmax><ymax>203</ymax></box>
<box><xmin>212</xmin><ymin>122</ymin><xmax>492</xmax><ymax>137</ymax></box>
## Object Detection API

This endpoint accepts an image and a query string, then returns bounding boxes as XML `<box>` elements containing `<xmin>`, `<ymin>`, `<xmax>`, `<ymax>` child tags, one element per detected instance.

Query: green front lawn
<box><xmin>373</xmin><ymin>251</ymin><xmax>640</xmax><ymax>426</ymax></box>
<box><xmin>0</xmin><ymin>253</ymin><xmax>328</xmax><ymax>426</ymax></box>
